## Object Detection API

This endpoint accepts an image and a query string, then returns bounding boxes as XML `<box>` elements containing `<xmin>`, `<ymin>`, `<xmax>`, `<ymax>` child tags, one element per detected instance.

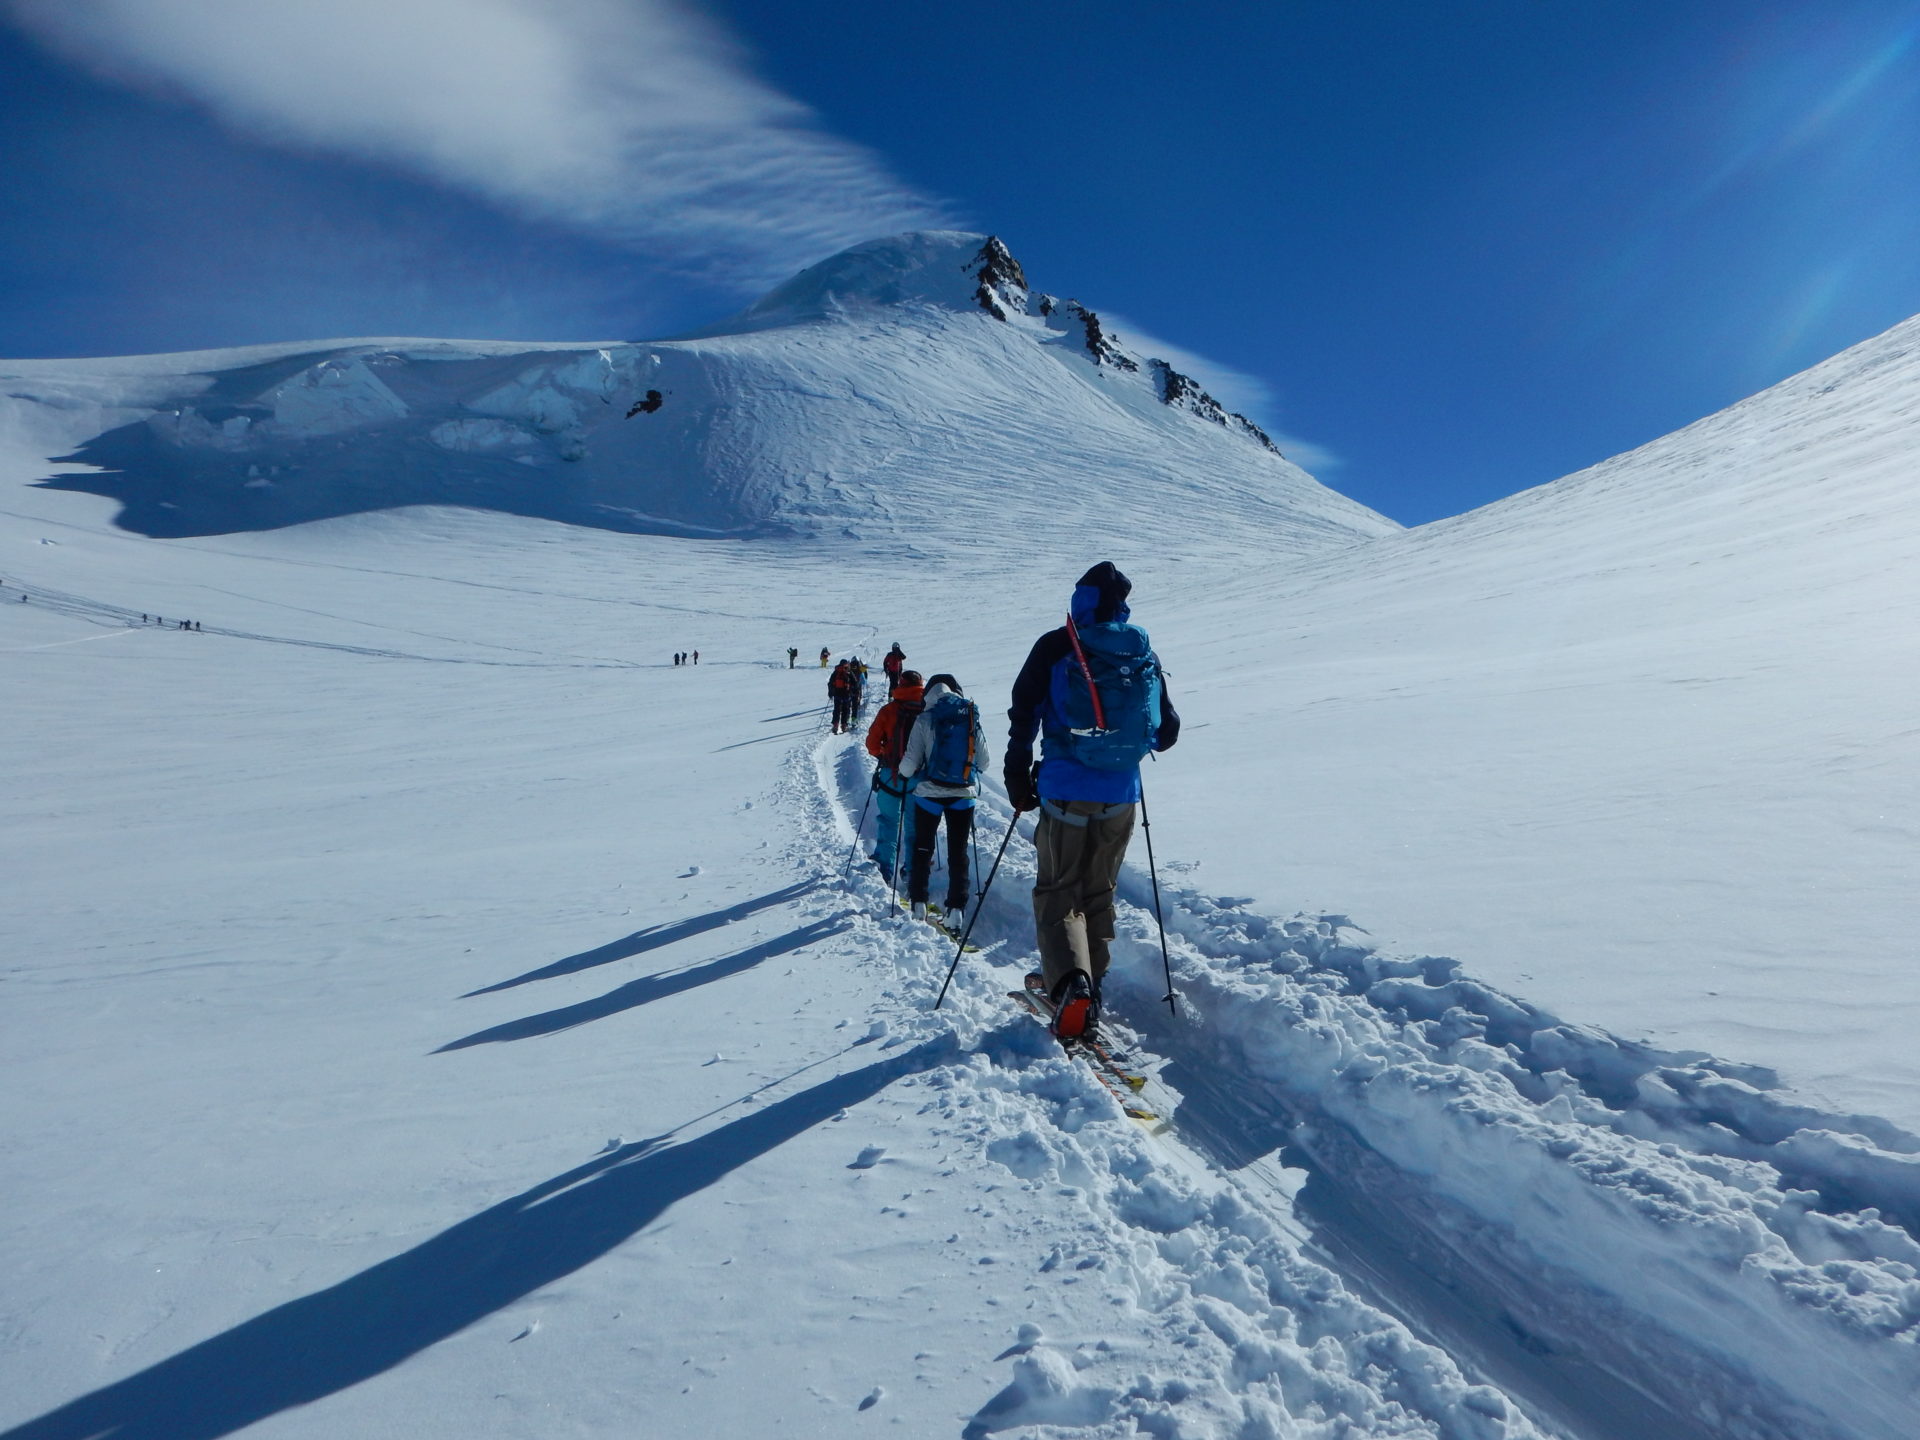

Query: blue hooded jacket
<box><xmin>1004</xmin><ymin>562</ymin><xmax>1179</xmax><ymax>805</ymax></box>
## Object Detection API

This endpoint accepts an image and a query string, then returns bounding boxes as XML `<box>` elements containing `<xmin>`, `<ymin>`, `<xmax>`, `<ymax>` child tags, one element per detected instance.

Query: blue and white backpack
<box><xmin>1051</xmin><ymin>617</ymin><xmax>1162</xmax><ymax>771</ymax></box>
<box><xmin>923</xmin><ymin>693</ymin><xmax>981</xmax><ymax>787</ymax></box>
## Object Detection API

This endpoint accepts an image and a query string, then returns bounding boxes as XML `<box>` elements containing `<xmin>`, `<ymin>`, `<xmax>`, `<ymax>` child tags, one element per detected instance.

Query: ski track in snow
<box><xmin>799</xmin><ymin>731</ymin><xmax>1920</xmax><ymax>1440</ymax></box>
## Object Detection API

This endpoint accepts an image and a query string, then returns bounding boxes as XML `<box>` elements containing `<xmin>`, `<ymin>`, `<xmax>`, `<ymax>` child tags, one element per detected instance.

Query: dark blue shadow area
<box><xmin>27</xmin><ymin>349</ymin><xmax>769</xmax><ymax>541</ymax></box>
<box><xmin>464</xmin><ymin>880</ymin><xmax>819</xmax><ymax>997</ymax></box>
<box><xmin>0</xmin><ymin>1040</ymin><xmax>949</xmax><ymax>1440</ymax></box>
<box><xmin>437</xmin><ymin>917</ymin><xmax>849</xmax><ymax>1052</ymax></box>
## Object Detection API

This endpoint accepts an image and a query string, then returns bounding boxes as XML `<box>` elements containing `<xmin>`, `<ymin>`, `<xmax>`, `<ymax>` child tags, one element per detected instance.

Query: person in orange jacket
<box><xmin>862</xmin><ymin>670</ymin><xmax>924</xmax><ymax>883</ymax></box>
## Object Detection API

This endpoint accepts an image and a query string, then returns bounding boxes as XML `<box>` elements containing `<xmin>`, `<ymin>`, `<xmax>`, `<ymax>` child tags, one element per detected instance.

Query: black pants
<box><xmin>909</xmin><ymin>797</ymin><xmax>974</xmax><ymax>909</ymax></box>
<box><xmin>831</xmin><ymin>692</ymin><xmax>855</xmax><ymax>731</ymax></box>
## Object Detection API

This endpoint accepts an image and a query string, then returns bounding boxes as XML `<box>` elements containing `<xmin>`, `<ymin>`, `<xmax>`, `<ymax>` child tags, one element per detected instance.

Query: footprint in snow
<box><xmin>858</xmin><ymin>1386</ymin><xmax>884</xmax><ymax>1411</ymax></box>
<box><xmin>678</xmin><ymin>865</ymin><xmax>702</xmax><ymax>878</ymax></box>
<box><xmin>848</xmin><ymin>1145</ymin><xmax>885</xmax><ymax>1169</ymax></box>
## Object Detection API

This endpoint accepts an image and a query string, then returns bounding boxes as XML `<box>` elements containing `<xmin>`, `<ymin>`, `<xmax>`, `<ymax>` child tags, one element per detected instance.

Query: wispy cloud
<box><xmin>4</xmin><ymin>0</ymin><xmax>953</xmax><ymax>290</ymax></box>
<box><xmin>1101</xmin><ymin>312</ymin><xmax>1344</xmax><ymax>472</ymax></box>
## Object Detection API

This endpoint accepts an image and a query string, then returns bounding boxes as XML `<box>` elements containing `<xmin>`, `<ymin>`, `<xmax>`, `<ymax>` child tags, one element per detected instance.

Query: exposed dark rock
<box><xmin>1231</xmin><ymin>413</ymin><xmax>1282</xmax><ymax>455</ymax></box>
<box><xmin>1150</xmin><ymin>359</ymin><xmax>1280</xmax><ymax>454</ymax></box>
<box><xmin>624</xmin><ymin>389</ymin><xmax>664</xmax><ymax>417</ymax></box>
<box><xmin>1054</xmin><ymin>300</ymin><xmax>1137</xmax><ymax>371</ymax></box>
<box><xmin>967</xmin><ymin>236</ymin><xmax>1029</xmax><ymax>321</ymax></box>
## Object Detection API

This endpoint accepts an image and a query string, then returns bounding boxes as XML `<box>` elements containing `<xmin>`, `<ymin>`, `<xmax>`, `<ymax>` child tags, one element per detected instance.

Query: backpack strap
<box><xmin>1064</xmin><ymin>612</ymin><xmax>1108</xmax><ymax>731</ymax></box>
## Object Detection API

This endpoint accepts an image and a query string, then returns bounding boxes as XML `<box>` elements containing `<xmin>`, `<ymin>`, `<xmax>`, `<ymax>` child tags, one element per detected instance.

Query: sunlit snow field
<box><xmin>6</xmin><ymin>236</ymin><xmax>1919</xmax><ymax>1439</ymax></box>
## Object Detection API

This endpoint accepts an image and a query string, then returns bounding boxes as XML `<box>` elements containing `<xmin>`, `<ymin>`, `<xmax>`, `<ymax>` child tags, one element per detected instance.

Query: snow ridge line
<box><xmin>800</xmin><ymin>734</ymin><xmax>1567</xmax><ymax>1440</ymax></box>
<box><xmin>1142</xmin><ymin>889</ymin><xmax>1920</xmax><ymax>1226</ymax></box>
<box><xmin>1097</xmin><ymin>860</ymin><xmax>1920</xmax><ymax>1438</ymax></box>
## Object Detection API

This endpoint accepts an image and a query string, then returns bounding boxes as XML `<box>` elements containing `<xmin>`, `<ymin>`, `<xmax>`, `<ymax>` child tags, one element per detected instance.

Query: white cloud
<box><xmin>4</xmin><ymin>0</ymin><xmax>953</xmax><ymax>290</ymax></box>
<box><xmin>1100</xmin><ymin>312</ymin><xmax>1344</xmax><ymax>471</ymax></box>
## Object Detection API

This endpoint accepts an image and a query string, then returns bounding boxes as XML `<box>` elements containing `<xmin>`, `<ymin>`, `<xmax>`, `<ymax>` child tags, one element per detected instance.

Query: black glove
<box><xmin>1005</xmin><ymin>762</ymin><xmax>1040</xmax><ymax>814</ymax></box>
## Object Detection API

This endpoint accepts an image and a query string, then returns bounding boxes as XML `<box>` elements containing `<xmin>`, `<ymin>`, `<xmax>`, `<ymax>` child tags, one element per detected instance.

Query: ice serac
<box><xmin>11</xmin><ymin>232</ymin><xmax>1394</xmax><ymax>554</ymax></box>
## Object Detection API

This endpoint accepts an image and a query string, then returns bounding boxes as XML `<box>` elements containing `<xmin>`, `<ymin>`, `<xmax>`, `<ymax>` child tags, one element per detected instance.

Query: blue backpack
<box><xmin>1051</xmin><ymin>618</ymin><xmax>1161</xmax><ymax>771</ymax></box>
<box><xmin>923</xmin><ymin>693</ymin><xmax>981</xmax><ymax>786</ymax></box>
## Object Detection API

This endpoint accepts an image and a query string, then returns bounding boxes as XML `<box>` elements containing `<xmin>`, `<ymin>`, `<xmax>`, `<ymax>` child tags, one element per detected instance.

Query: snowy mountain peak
<box><xmin>727</xmin><ymin>230</ymin><xmax>1282</xmax><ymax>454</ymax></box>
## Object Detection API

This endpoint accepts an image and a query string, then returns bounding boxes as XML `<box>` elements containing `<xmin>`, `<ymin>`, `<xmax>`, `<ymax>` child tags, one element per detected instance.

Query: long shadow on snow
<box><xmin>0</xmin><ymin>1039</ymin><xmax>950</xmax><ymax>1440</ymax></box>
<box><xmin>464</xmin><ymin>880</ymin><xmax>820</xmax><ymax>997</ymax></box>
<box><xmin>438</xmin><ymin>917</ymin><xmax>849</xmax><ymax>1051</ymax></box>
<box><xmin>714</xmin><ymin>726</ymin><xmax>816</xmax><ymax>752</ymax></box>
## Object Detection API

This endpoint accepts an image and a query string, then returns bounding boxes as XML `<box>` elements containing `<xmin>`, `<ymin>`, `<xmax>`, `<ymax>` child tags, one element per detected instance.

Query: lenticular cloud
<box><xmin>4</xmin><ymin>0</ymin><xmax>951</xmax><ymax>288</ymax></box>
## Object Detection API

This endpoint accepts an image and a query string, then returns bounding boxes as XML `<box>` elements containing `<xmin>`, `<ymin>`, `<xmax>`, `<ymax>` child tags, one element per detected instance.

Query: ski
<box><xmin>1020</xmin><ymin>973</ymin><xmax>1148</xmax><ymax>1085</ymax></box>
<box><xmin>926</xmin><ymin>911</ymin><xmax>981</xmax><ymax>953</ymax></box>
<box><xmin>1011</xmin><ymin>974</ymin><xmax>1158</xmax><ymax>1126</ymax></box>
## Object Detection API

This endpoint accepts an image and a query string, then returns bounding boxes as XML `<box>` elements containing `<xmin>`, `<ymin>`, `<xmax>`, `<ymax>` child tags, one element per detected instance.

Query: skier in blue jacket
<box><xmin>1005</xmin><ymin>562</ymin><xmax>1179</xmax><ymax>1039</ymax></box>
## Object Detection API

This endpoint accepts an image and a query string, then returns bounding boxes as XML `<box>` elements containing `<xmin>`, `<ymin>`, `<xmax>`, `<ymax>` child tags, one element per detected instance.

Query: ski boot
<box><xmin>1049</xmin><ymin>971</ymin><xmax>1099</xmax><ymax>1042</ymax></box>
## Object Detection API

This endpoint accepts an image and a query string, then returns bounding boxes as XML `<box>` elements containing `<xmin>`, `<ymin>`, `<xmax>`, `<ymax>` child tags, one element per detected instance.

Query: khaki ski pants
<box><xmin>1032</xmin><ymin>799</ymin><xmax>1136</xmax><ymax>993</ymax></box>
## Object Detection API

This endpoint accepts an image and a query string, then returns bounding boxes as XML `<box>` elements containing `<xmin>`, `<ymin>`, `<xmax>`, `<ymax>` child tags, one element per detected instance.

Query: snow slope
<box><xmin>1150</xmin><ymin>310</ymin><xmax>1920</xmax><ymax>1130</ymax></box>
<box><xmin>2</xmin><ymin>511</ymin><xmax>1573</xmax><ymax>1440</ymax></box>
<box><xmin>5</xmin><ymin>237</ymin><xmax>1920</xmax><ymax>1438</ymax></box>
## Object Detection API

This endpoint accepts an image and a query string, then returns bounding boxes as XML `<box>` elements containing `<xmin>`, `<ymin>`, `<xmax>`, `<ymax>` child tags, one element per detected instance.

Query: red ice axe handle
<box><xmin>1064</xmin><ymin>612</ymin><xmax>1106</xmax><ymax>731</ymax></box>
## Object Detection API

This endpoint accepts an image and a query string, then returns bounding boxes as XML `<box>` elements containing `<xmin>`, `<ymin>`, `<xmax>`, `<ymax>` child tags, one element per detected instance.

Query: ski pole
<box><xmin>889</xmin><ymin>776</ymin><xmax>908</xmax><ymax>920</ymax></box>
<box><xmin>842</xmin><ymin>773</ymin><xmax>878</xmax><ymax>882</ymax></box>
<box><xmin>934</xmin><ymin>810</ymin><xmax>1018</xmax><ymax>1010</ymax></box>
<box><xmin>1139</xmin><ymin>784</ymin><xmax>1178</xmax><ymax>1017</ymax></box>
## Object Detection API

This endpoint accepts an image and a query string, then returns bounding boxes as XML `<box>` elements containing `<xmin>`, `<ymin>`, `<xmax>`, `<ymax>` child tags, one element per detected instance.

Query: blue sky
<box><xmin>3</xmin><ymin>0</ymin><xmax>1918</xmax><ymax>524</ymax></box>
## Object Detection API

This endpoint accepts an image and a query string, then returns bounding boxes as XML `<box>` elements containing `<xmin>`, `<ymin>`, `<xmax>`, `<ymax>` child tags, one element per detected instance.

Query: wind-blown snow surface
<box><xmin>6</xmin><ymin>239</ymin><xmax>1920</xmax><ymax>1437</ymax></box>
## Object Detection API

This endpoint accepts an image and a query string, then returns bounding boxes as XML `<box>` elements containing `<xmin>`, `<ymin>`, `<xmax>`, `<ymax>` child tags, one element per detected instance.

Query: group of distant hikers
<box><xmin>825</xmin><ymin>654</ymin><xmax>870</xmax><ymax>733</ymax></box>
<box><xmin>833</xmin><ymin>562</ymin><xmax>1179</xmax><ymax>1041</ymax></box>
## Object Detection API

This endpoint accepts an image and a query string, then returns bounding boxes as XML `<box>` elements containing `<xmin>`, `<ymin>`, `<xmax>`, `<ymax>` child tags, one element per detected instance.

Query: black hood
<box><xmin>1072</xmin><ymin>561</ymin><xmax>1133</xmax><ymax>624</ymax></box>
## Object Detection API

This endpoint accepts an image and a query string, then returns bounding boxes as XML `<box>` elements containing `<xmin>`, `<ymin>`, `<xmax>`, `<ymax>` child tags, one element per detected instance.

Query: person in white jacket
<box><xmin>897</xmin><ymin>673</ymin><xmax>989</xmax><ymax>925</ymax></box>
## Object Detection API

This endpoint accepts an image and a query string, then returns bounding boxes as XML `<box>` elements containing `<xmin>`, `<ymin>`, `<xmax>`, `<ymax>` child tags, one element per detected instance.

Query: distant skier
<box><xmin>787</xmin><ymin>646</ymin><xmax>799</xmax><ymax>669</ymax></box>
<box><xmin>828</xmin><ymin>660</ymin><xmax>858</xmax><ymax>733</ymax></box>
<box><xmin>883</xmin><ymin>643</ymin><xmax>906</xmax><ymax>688</ymax></box>
<box><xmin>819</xmin><ymin>646</ymin><xmax>831</xmax><ymax>668</ymax></box>
<box><xmin>863</xmin><ymin>669</ymin><xmax>925</xmax><ymax>883</ymax></box>
<box><xmin>692</xmin><ymin>650</ymin><xmax>699</xmax><ymax>665</ymax></box>
<box><xmin>897</xmin><ymin>673</ymin><xmax>987</xmax><ymax>927</ymax></box>
<box><xmin>1005</xmin><ymin>562</ymin><xmax>1179</xmax><ymax>1041</ymax></box>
